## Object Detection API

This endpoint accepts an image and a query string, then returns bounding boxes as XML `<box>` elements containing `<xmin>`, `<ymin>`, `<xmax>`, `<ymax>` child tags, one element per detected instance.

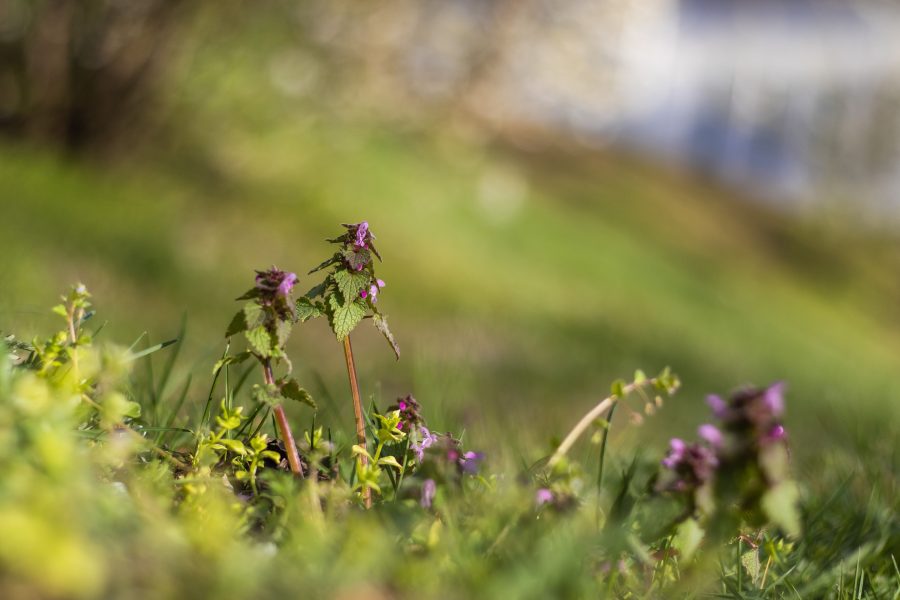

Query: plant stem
<box><xmin>263</xmin><ymin>360</ymin><xmax>303</xmax><ymax>477</ymax></box>
<box><xmin>548</xmin><ymin>378</ymin><xmax>658</xmax><ymax>469</ymax></box>
<box><xmin>342</xmin><ymin>335</ymin><xmax>371</xmax><ymax>508</ymax></box>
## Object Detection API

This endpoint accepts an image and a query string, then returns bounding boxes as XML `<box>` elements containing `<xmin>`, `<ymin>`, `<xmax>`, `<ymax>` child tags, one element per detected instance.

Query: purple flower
<box><xmin>660</xmin><ymin>440</ymin><xmax>718</xmax><ymax>491</ymax></box>
<box><xmin>764</xmin><ymin>424</ymin><xmax>786</xmax><ymax>443</ymax></box>
<box><xmin>698</xmin><ymin>424</ymin><xmax>723</xmax><ymax>448</ymax></box>
<box><xmin>360</xmin><ymin>289</ymin><xmax>368</xmax><ymax>299</ymax></box>
<box><xmin>535</xmin><ymin>488</ymin><xmax>554</xmax><ymax>506</ymax></box>
<box><xmin>376</xmin><ymin>279</ymin><xmax>385</xmax><ymax>288</ymax></box>
<box><xmin>460</xmin><ymin>451</ymin><xmax>484</xmax><ymax>475</ymax></box>
<box><xmin>398</xmin><ymin>400</ymin><xmax>407</xmax><ymax>411</ymax></box>
<box><xmin>411</xmin><ymin>426</ymin><xmax>437</xmax><ymax>462</ymax></box>
<box><xmin>707</xmin><ymin>394</ymin><xmax>727</xmax><ymax>418</ymax></box>
<box><xmin>761</xmin><ymin>382</ymin><xmax>785</xmax><ymax>417</ymax></box>
<box><xmin>277</xmin><ymin>272</ymin><xmax>298</xmax><ymax>297</ymax></box>
<box><xmin>368</xmin><ymin>284</ymin><xmax>379</xmax><ymax>303</ymax></box>
<box><xmin>355</xmin><ymin>222</ymin><xmax>369</xmax><ymax>248</ymax></box>
<box><xmin>661</xmin><ymin>438</ymin><xmax>686</xmax><ymax>468</ymax></box>
<box><xmin>420</xmin><ymin>478</ymin><xmax>436</xmax><ymax>508</ymax></box>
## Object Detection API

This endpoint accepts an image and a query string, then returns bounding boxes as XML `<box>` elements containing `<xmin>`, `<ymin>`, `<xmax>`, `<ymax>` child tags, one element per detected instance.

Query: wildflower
<box><xmin>659</xmin><ymin>439</ymin><xmax>717</xmax><ymax>492</ymax></box>
<box><xmin>253</xmin><ymin>267</ymin><xmax>298</xmax><ymax>319</ymax></box>
<box><xmin>355</xmin><ymin>221</ymin><xmax>369</xmax><ymax>248</ymax></box>
<box><xmin>411</xmin><ymin>426</ymin><xmax>437</xmax><ymax>462</ymax></box>
<box><xmin>420</xmin><ymin>478</ymin><xmax>436</xmax><ymax>508</ymax></box>
<box><xmin>255</xmin><ymin>267</ymin><xmax>298</xmax><ymax>298</ymax></box>
<box><xmin>698</xmin><ymin>424</ymin><xmax>723</xmax><ymax>448</ymax></box>
<box><xmin>535</xmin><ymin>488</ymin><xmax>554</xmax><ymax>506</ymax></box>
<box><xmin>661</xmin><ymin>438</ymin><xmax>686</xmax><ymax>468</ymax></box>
<box><xmin>707</xmin><ymin>394</ymin><xmax>727</xmax><ymax>418</ymax></box>
<box><xmin>459</xmin><ymin>451</ymin><xmax>484</xmax><ymax>475</ymax></box>
<box><xmin>390</xmin><ymin>395</ymin><xmax>423</xmax><ymax>428</ymax></box>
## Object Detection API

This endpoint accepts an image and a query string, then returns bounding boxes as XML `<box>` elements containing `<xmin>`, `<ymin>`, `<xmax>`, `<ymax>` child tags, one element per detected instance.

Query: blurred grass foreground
<box><xmin>0</xmin><ymin>1</ymin><xmax>899</xmax><ymax>598</ymax></box>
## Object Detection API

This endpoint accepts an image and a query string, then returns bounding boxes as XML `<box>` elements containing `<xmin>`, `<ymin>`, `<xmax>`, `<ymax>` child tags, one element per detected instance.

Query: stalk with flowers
<box><xmin>220</xmin><ymin>267</ymin><xmax>316</xmax><ymax>476</ymax></box>
<box><xmin>298</xmin><ymin>221</ymin><xmax>400</xmax><ymax>506</ymax></box>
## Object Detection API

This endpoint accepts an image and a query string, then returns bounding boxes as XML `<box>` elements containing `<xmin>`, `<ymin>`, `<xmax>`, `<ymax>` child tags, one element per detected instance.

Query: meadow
<box><xmin>1</xmin><ymin>7</ymin><xmax>899</xmax><ymax>597</ymax></box>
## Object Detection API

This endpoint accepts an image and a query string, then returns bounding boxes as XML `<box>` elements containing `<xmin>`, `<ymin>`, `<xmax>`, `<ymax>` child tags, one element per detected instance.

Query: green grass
<box><xmin>1</xmin><ymin>8</ymin><xmax>899</xmax><ymax>593</ymax></box>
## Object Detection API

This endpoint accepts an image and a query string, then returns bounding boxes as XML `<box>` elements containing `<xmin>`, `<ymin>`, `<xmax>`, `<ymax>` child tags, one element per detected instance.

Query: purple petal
<box><xmin>706</xmin><ymin>394</ymin><xmax>727</xmax><ymax>417</ymax></box>
<box><xmin>535</xmin><ymin>488</ymin><xmax>554</xmax><ymax>506</ymax></box>
<box><xmin>698</xmin><ymin>424</ymin><xmax>723</xmax><ymax>447</ymax></box>
<box><xmin>420</xmin><ymin>479</ymin><xmax>436</xmax><ymax>508</ymax></box>
<box><xmin>762</xmin><ymin>382</ymin><xmax>786</xmax><ymax>417</ymax></box>
<box><xmin>764</xmin><ymin>424</ymin><xmax>786</xmax><ymax>443</ymax></box>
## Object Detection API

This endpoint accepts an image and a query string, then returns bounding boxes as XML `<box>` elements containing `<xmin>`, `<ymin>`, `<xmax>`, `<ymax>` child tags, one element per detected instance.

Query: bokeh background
<box><xmin>2</xmin><ymin>0</ymin><xmax>899</xmax><ymax>471</ymax></box>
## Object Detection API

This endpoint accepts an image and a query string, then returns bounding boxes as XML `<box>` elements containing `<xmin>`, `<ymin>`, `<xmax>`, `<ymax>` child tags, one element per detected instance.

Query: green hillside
<box><xmin>3</xmin><ymin>121</ymin><xmax>899</xmax><ymax>470</ymax></box>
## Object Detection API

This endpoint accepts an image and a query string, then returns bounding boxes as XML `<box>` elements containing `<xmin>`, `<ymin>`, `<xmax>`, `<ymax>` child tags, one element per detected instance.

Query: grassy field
<box><xmin>2</xmin><ymin>9</ymin><xmax>899</xmax><ymax>594</ymax></box>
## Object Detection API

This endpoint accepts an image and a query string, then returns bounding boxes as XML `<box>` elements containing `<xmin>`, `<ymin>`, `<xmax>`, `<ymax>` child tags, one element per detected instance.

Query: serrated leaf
<box><xmin>672</xmin><ymin>518</ymin><xmax>704</xmax><ymax>562</ymax></box>
<box><xmin>252</xmin><ymin>384</ymin><xmax>280</xmax><ymax>408</ymax></box>
<box><xmin>225</xmin><ymin>310</ymin><xmax>248</xmax><ymax>338</ymax></box>
<box><xmin>243</xmin><ymin>301</ymin><xmax>264</xmax><ymax>329</ymax></box>
<box><xmin>275</xmin><ymin>319</ymin><xmax>292</xmax><ymax>347</ymax></box>
<box><xmin>373</xmin><ymin>313</ymin><xmax>400</xmax><ymax>360</ymax></box>
<box><xmin>342</xmin><ymin>247</ymin><xmax>371</xmax><ymax>271</ymax></box>
<box><xmin>329</xmin><ymin>295</ymin><xmax>366</xmax><ymax>340</ymax></box>
<box><xmin>762</xmin><ymin>482</ymin><xmax>801</xmax><ymax>537</ymax></box>
<box><xmin>333</xmin><ymin>269</ymin><xmax>370</xmax><ymax>302</ymax></box>
<box><xmin>245</xmin><ymin>326</ymin><xmax>273</xmax><ymax>358</ymax></box>
<box><xmin>741</xmin><ymin>547</ymin><xmax>761</xmax><ymax>586</ymax></box>
<box><xmin>295</xmin><ymin>297</ymin><xmax>324</xmax><ymax>322</ymax></box>
<box><xmin>280</xmin><ymin>378</ymin><xmax>317</xmax><ymax>409</ymax></box>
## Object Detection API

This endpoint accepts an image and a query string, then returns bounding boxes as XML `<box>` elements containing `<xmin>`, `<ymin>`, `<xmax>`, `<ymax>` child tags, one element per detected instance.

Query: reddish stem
<box><xmin>342</xmin><ymin>335</ymin><xmax>372</xmax><ymax>508</ymax></box>
<box><xmin>263</xmin><ymin>361</ymin><xmax>304</xmax><ymax>477</ymax></box>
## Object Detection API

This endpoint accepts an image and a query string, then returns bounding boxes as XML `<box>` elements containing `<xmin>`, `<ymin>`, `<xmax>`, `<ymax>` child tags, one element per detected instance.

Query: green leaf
<box><xmin>611</xmin><ymin>379</ymin><xmax>627</xmax><ymax>398</ymax></box>
<box><xmin>225</xmin><ymin>310</ymin><xmax>247</xmax><ymax>337</ymax></box>
<box><xmin>762</xmin><ymin>482</ymin><xmax>802</xmax><ymax>538</ymax></box>
<box><xmin>245</xmin><ymin>326</ymin><xmax>272</xmax><ymax>358</ymax></box>
<box><xmin>274</xmin><ymin>319</ymin><xmax>292</xmax><ymax>347</ymax></box>
<box><xmin>633</xmin><ymin>369</ymin><xmax>647</xmax><ymax>384</ymax></box>
<box><xmin>672</xmin><ymin>518</ymin><xmax>704</xmax><ymax>562</ymax></box>
<box><xmin>215</xmin><ymin>439</ymin><xmax>247</xmax><ymax>456</ymax></box>
<box><xmin>280</xmin><ymin>378</ymin><xmax>317</xmax><ymax>409</ymax></box>
<box><xmin>308</xmin><ymin>253</ymin><xmax>340</xmax><ymax>274</ymax></box>
<box><xmin>373</xmin><ymin>313</ymin><xmax>400</xmax><ymax>360</ymax></box>
<box><xmin>351</xmin><ymin>444</ymin><xmax>373</xmax><ymax>461</ymax></box>
<box><xmin>243</xmin><ymin>302</ymin><xmax>264</xmax><ymax>328</ymax></box>
<box><xmin>127</xmin><ymin>339</ymin><xmax>178</xmax><ymax>361</ymax></box>
<box><xmin>741</xmin><ymin>546</ymin><xmax>761</xmax><ymax>586</ymax></box>
<box><xmin>328</xmin><ymin>294</ymin><xmax>366</xmax><ymax>340</ymax></box>
<box><xmin>251</xmin><ymin>384</ymin><xmax>280</xmax><ymax>408</ymax></box>
<box><xmin>333</xmin><ymin>269</ymin><xmax>370</xmax><ymax>302</ymax></box>
<box><xmin>52</xmin><ymin>304</ymin><xmax>68</xmax><ymax>317</ymax></box>
<box><xmin>295</xmin><ymin>297</ymin><xmax>324</xmax><ymax>322</ymax></box>
<box><xmin>305</xmin><ymin>281</ymin><xmax>327</xmax><ymax>299</ymax></box>
<box><xmin>236</xmin><ymin>287</ymin><xmax>261</xmax><ymax>300</ymax></box>
<box><xmin>212</xmin><ymin>351</ymin><xmax>251</xmax><ymax>375</ymax></box>
<box><xmin>377</xmin><ymin>456</ymin><xmax>403</xmax><ymax>470</ymax></box>
<box><xmin>342</xmin><ymin>247</ymin><xmax>371</xmax><ymax>271</ymax></box>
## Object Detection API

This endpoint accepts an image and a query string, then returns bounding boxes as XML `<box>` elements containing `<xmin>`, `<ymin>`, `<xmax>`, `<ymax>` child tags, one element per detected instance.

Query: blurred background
<box><xmin>1</xmin><ymin>0</ymin><xmax>899</xmax><ymax>471</ymax></box>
